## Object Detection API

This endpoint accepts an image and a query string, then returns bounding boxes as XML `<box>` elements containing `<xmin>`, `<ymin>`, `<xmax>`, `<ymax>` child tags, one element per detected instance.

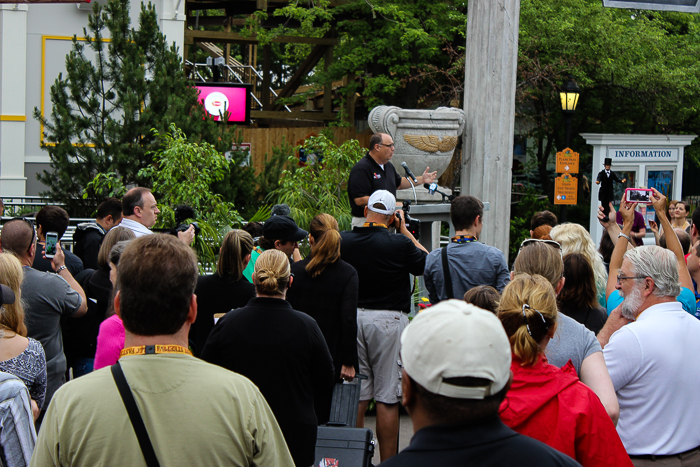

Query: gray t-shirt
<box><xmin>545</xmin><ymin>312</ymin><xmax>601</xmax><ymax>374</ymax></box>
<box><xmin>22</xmin><ymin>267</ymin><xmax>81</xmax><ymax>410</ymax></box>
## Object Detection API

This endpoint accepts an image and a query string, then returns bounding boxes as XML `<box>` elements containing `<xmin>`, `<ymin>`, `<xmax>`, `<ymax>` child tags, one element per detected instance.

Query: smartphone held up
<box><xmin>44</xmin><ymin>232</ymin><xmax>58</xmax><ymax>258</ymax></box>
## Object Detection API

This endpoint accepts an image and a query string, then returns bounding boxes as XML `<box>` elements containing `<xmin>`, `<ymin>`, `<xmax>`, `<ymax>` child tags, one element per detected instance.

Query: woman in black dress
<box><xmin>202</xmin><ymin>249</ymin><xmax>334</xmax><ymax>467</ymax></box>
<box><xmin>190</xmin><ymin>229</ymin><xmax>255</xmax><ymax>356</ymax></box>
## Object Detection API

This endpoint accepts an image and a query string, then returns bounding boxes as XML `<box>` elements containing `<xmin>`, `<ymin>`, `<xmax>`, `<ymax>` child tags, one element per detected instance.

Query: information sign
<box><xmin>554</xmin><ymin>173</ymin><xmax>578</xmax><ymax>205</ymax></box>
<box><xmin>556</xmin><ymin>148</ymin><xmax>579</xmax><ymax>174</ymax></box>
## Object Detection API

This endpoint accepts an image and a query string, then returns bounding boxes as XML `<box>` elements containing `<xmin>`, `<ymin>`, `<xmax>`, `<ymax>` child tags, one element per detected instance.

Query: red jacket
<box><xmin>499</xmin><ymin>355</ymin><xmax>632</xmax><ymax>467</ymax></box>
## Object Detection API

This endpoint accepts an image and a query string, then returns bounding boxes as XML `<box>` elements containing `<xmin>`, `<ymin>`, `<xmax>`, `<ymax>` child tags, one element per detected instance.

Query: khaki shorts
<box><xmin>356</xmin><ymin>309</ymin><xmax>409</xmax><ymax>404</ymax></box>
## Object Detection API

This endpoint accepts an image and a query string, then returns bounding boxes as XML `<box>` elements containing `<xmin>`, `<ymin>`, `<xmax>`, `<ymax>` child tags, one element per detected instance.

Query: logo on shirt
<box><xmin>319</xmin><ymin>459</ymin><xmax>339</xmax><ymax>467</ymax></box>
<box><xmin>373</xmin><ymin>173</ymin><xmax>381</xmax><ymax>179</ymax></box>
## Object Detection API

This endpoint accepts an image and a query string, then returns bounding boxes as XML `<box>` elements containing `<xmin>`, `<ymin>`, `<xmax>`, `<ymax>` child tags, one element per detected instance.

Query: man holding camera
<box><xmin>340</xmin><ymin>189</ymin><xmax>427</xmax><ymax>463</ymax></box>
<box><xmin>119</xmin><ymin>187</ymin><xmax>194</xmax><ymax>245</ymax></box>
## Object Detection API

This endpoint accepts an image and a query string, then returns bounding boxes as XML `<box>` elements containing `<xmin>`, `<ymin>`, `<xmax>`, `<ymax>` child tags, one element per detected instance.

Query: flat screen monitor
<box><xmin>195</xmin><ymin>83</ymin><xmax>251</xmax><ymax>124</ymax></box>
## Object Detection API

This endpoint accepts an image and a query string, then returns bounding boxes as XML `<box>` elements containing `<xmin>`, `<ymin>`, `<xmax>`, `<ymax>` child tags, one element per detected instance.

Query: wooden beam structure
<box><xmin>251</xmin><ymin>111</ymin><xmax>337</xmax><ymax>121</ymax></box>
<box><xmin>184</xmin><ymin>30</ymin><xmax>339</xmax><ymax>46</ymax></box>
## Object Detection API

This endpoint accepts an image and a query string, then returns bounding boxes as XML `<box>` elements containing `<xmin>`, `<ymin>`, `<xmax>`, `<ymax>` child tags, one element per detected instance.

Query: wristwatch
<box><xmin>56</xmin><ymin>265</ymin><xmax>67</xmax><ymax>273</ymax></box>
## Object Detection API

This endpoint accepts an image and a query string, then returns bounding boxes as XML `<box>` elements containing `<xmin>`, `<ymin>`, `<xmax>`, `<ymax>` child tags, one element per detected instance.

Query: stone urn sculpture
<box><xmin>368</xmin><ymin>106</ymin><xmax>465</xmax><ymax>187</ymax></box>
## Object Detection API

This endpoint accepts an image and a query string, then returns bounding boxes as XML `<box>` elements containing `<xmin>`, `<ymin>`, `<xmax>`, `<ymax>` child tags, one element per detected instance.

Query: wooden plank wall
<box><xmin>238</xmin><ymin>127</ymin><xmax>373</xmax><ymax>173</ymax></box>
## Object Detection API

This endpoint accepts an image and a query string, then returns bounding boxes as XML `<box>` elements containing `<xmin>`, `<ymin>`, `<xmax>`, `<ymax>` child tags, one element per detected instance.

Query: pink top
<box><xmin>94</xmin><ymin>314</ymin><xmax>125</xmax><ymax>370</ymax></box>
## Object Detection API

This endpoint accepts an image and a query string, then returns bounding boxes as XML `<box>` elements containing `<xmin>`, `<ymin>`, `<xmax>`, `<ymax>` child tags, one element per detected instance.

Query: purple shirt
<box><xmin>616</xmin><ymin>211</ymin><xmax>646</xmax><ymax>246</ymax></box>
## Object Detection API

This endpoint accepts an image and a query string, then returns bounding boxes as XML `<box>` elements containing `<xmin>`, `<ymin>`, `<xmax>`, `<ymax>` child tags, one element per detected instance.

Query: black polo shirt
<box><xmin>340</xmin><ymin>226</ymin><xmax>426</xmax><ymax>313</ymax></box>
<box><xmin>379</xmin><ymin>416</ymin><xmax>581</xmax><ymax>467</ymax></box>
<box><xmin>347</xmin><ymin>152</ymin><xmax>402</xmax><ymax>217</ymax></box>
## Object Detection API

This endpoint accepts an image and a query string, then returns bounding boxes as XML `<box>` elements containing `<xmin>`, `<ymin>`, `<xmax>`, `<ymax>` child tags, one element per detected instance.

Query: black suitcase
<box><xmin>326</xmin><ymin>376</ymin><xmax>364</xmax><ymax>428</ymax></box>
<box><xmin>315</xmin><ymin>426</ymin><xmax>375</xmax><ymax>467</ymax></box>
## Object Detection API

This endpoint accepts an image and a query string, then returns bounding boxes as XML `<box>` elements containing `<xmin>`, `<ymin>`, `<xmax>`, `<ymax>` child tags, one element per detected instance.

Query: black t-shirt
<box><xmin>32</xmin><ymin>246</ymin><xmax>84</xmax><ymax>277</ymax></box>
<box><xmin>340</xmin><ymin>226</ymin><xmax>426</xmax><ymax>312</ymax></box>
<box><xmin>559</xmin><ymin>303</ymin><xmax>608</xmax><ymax>336</ymax></box>
<box><xmin>347</xmin><ymin>153</ymin><xmax>402</xmax><ymax>217</ymax></box>
<box><xmin>380</xmin><ymin>416</ymin><xmax>581</xmax><ymax>467</ymax></box>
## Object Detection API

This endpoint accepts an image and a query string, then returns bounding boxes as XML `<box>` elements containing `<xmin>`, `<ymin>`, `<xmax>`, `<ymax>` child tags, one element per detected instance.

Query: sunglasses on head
<box><xmin>3</xmin><ymin>218</ymin><xmax>36</xmax><ymax>254</ymax></box>
<box><xmin>518</xmin><ymin>238</ymin><xmax>563</xmax><ymax>258</ymax></box>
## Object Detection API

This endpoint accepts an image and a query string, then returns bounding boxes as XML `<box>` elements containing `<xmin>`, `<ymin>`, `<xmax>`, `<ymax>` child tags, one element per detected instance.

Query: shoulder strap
<box><xmin>112</xmin><ymin>362</ymin><xmax>161</xmax><ymax>467</ymax></box>
<box><xmin>441</xmin><ymin>245</ymin><xmax>454</xmax><ymax>300</ymax></box>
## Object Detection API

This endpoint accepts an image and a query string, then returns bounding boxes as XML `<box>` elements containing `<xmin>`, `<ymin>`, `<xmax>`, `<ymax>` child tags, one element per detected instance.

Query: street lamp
<box><xmin>559</xmin><ymin>76</ymin><xmax>580</xmax><ymax>223</ymax></box>
<box><xmin>560</xmin><ymin>75</ymin><xmax>581</xmax><ymax>147</ymax></box>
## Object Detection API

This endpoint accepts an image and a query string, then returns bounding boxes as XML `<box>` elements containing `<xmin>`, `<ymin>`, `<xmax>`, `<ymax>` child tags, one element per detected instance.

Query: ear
<box><xmin>36</xmin><ymin>225</ymin><xmax>43</xmax><ymax>238</ymax></box>
<box><xmin>510</xmin><ymin>270</ymin><xmax>515</xmax><ymax>281</ymax></box>
<box><xmin>243</xmin><ymin>253</ymin><xmax>252</xmax><ymax>267</ymax></box>
<box><xmin>474</xmin><ymin>215</ymin><xmax>482</xmax><ymax>227</ymax></box>
<box><xmin>252</xmin><ymin>273</ymin><xmax>257</xmax><ymax>285</ymax></box>
<box><xmin>529</xmin><ymin>230</ymin><xmax>534</xmax><ymax>238</ymax></box>
<box><xmin>363</xmin><ymin>206</ymin><xmax>369</xmax><ymax>218</ymax></box>
<box><xmin>643</xmin><ymin>277</ymin><xmax>655</xmax><ymax>297</ymax></box>
<box><xmin>187</xmin><ymin>294</ymin><xmax>197</xmax><ymax>324</ymax></box>
<box><xmin>274</xmin><ymin>239</ymin><xmax>282</xmax><ymax>250</ymax></box>
<box><xmin>114</xmin><ymin>290</ymin><xmax>122</xmax><ymax>318</ymax></box>
<box><xmin>288</xmin><ymin>275</ymin><xmax>294</xmax><ymax>288</ymax></box>
<box><xmin>555</xmin><ymin>276</ymin><xmax>566</xmax><ymax>295</ymax></box>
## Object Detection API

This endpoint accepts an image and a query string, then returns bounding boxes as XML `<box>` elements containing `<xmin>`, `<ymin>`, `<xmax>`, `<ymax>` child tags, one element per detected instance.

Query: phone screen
<box><xmin>45</xmin><ymin>232</ymin><xmax>58</xmax><ymax>258</ymax></box>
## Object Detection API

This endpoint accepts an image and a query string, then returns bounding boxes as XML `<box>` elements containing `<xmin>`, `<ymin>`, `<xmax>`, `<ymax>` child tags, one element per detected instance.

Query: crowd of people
<box><xmin>0</xmin><ymin>133</ymin><xmax>696</xmax><ymax>467</ymax></box>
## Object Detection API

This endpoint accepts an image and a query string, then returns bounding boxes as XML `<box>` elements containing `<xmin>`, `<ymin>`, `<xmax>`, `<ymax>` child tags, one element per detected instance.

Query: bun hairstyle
<box><xmin>217</xmin><ymin>230</ymin><xmax>254</xmax><ymax>280</ymax></box>
<box><xmin>532</xmin><ymin>225</ymin><xmax>553</xmax><ymax>240</ymax></box>
<box><xmin>497</xmin><ymin>274</ymin><xmax>557</xmax><ymax>366</ymax></box>
<box><xmin>306</xmin><ymin>214</ymin><xmax>341</xmax><ymax>278</ymax></box>
<box><xmin>254</xmin><ymin>249</ymin><xmax>291</xmax><ymax>296</ymax></box>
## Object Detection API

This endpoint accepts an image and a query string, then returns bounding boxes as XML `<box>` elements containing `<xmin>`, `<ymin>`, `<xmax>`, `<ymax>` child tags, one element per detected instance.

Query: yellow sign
<box><xmin>556</xmin><ymin>148</ymin><xmax>579</xmax><ymax>174</ymax></box>
<box><xmin>554</xmin><ymin>173</ymin><xmax>578</xmax><ymax>205</ymax></box>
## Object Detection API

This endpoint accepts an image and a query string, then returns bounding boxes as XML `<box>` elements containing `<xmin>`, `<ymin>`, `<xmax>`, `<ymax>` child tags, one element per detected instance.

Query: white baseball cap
<box><xmin>401</xmin><ymin>300</ymin><xmax>512</xmax><ymax>399</ymax></box>
<box><xmin>367</xmin><ymin>190</ymin><xmax>396</xmax><ymax>216</ymax></box>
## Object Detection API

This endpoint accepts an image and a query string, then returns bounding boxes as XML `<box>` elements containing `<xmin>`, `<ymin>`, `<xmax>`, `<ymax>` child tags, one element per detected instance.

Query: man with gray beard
<box><xmin>598</xmin><ymin>192</ymin><xmax>700</xmax><ymax>466</ymax></box>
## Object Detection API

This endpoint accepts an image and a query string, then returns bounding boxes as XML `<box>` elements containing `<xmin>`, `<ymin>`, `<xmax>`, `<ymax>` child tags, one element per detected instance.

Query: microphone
<box><xmin>424</xmin><ymin>183</ymin><xmax>454</xmax><ymax>202</ymax></box>
<box><xmin>401</xmin><ymin>162</ymin><xmax>418</xmax><ymax>183</ymax></box>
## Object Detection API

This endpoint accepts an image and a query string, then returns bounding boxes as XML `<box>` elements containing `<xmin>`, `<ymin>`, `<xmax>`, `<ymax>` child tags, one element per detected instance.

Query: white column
<box><xmin>158</xmin><ymin>0</ymin><xmax>186</xmax><ymax>58</ymax></box>
<box><xmin>461</xmin><ymin>0</ymin><xmax>521</xmax><ymax>259</ymax></box>
<box><xmin>0</xmin><ymin>4</ymin><xmax>28</xmax><ymax>196</ymax></box>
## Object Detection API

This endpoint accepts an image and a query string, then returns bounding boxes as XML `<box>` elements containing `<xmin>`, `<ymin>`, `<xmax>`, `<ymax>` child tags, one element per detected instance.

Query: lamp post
<box><xmin>559</xmin><ymin>76</ymin><xmax>581</xmax><ymax>223</ymax></box>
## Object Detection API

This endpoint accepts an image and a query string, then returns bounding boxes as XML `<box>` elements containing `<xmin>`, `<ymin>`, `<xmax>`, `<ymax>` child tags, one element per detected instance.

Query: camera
<box><xmin>401</xmin><ymin>201</ymin><xmax>421</xmax><ymax>240</ymax></box>
<box><xmin>173</xmin><ymin>205</ymin><xmax>201</xmax><ymax>236</ymax></box>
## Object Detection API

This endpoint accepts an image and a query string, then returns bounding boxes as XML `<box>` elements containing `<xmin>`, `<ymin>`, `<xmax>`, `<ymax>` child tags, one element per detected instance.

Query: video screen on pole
<box><xmin>195</xmin><ymin>83</ymin><xmax>251</xmax><ymax>124</ymax></box>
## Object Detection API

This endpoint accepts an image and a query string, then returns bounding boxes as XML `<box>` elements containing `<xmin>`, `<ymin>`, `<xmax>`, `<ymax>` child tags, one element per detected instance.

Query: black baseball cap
<box><xmin>0</xmin><ymin>285</ymin><xmax>15</xmax><ymax>307</ymax></box>
<box><xmin>263</xmin><ymin>215</ymin><xmax>308</xmax><ymax>242</ymax></box>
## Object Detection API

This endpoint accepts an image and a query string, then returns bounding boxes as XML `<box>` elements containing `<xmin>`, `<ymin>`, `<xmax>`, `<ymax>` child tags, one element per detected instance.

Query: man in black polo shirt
<box><xmin>348</xmin><ymin>132</ymin><xmax>437</xmax><ymax>227</ymax></box>
<box><xmin>381</xmin><ymin>300</ymin><xmax>580</xmax><ymax>467</ymax></box>
<box><xmin>340</xmin><ymin>189</ymin><xmax>427</xmax><ymax>463</ymax></box>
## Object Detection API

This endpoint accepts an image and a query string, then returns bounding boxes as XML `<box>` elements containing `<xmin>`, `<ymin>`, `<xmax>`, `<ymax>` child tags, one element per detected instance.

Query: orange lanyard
<box><xmin>119</xmin><ymin>345</ymin><xmax>192</xmax><ymax>358</ymax></box>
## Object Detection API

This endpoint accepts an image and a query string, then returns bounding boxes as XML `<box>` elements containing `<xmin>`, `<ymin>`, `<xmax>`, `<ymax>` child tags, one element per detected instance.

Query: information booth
<box><xmin>582</xmin><ymin>134</ymin><xmax>696</xmax><ymax>248</ymax></box>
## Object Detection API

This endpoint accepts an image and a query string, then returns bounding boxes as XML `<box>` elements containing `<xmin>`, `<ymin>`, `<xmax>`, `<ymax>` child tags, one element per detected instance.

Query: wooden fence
<box><xmin>237</xmin><ymin>126</ymin><xmax>372</xmax><ymax>173</ymax></box>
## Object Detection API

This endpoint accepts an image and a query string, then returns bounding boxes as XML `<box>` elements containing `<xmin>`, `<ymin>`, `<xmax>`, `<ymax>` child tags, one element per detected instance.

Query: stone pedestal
<box><xmin>368</xmin><ymin>106</ymin><xmax>465</xmax><ymax>182</ymax></box>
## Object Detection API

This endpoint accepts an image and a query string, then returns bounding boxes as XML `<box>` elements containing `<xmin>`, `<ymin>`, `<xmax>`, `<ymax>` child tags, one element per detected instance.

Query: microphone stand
<box><xmin>405</xmin><ymin>176</ymin><xmax>418</xmax><ymax>204</ymax></box>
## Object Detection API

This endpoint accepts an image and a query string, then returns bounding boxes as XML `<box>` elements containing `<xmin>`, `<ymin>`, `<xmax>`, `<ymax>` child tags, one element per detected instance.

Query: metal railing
<box><xmin>185</xmin><ymin>61</ymin><xmax>291</xmax><ymax>112</ymax></box>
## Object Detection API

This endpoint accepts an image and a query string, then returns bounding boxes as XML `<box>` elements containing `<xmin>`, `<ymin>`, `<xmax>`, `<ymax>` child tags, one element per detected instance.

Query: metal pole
<box><xmin>561</xmin><ymin>112</ymin><xmax>573</xmax><ymax>223</ymax></box>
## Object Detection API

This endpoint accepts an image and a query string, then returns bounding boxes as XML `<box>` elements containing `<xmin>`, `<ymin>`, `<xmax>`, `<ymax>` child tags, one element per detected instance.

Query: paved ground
<box><xmin>362</xmin><ymin>413</ymin><xmax>414</xmax><ymax>464</ymax></box>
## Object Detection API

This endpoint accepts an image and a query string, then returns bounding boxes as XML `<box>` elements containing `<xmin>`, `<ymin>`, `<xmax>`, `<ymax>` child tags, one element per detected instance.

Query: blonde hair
<box><xmin>550</xmin><ymin>223</ymin><xmax>607</xmax><ymax>300</ymax></box>
<box><xmin>254</xmin><ymin>249</ymin><xmax>291</xmax><ymax>296</ymax></box>
<box><xmin>306</xmin><ymin>214</ymin><xmax>341</xmax><ymax>278</ymax></box>
<box><xmin>0</xmin><ymin>253</ymin><xmax>27</xmax><ymax>336</ymax></box>
<box><xmin>513</xmin><ymin>241</ymin><xmax>563</xmax><ymax>288</ymax></box>
<box><xmin>497</xmin><ymin>274</ymin><xmax>557</xmax><ymax>366</ymax></box>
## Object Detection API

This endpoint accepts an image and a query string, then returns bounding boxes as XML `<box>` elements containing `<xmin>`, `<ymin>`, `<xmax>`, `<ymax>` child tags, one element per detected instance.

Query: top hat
<box><xmin>604</xmin><ymin>158</ymin><xmax>612</xmax><ymax>166</ymax></box>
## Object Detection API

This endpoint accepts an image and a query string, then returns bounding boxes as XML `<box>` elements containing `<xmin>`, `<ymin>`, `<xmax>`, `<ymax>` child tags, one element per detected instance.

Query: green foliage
<box><xmin>35</xmin><ymin>0</ymin><xmax>236</xmax><ymax>216</ymax></box>
<box><xmin>138</xmin><ymin>124</ymin><xmax>243</xmax><ymax>270</ymax></box>
<box><xmin>509</xmin><ymin>190</ymin><xmax>552</xmax><ymax>265</ymax></box>
<box><xmin>269</xmin><ymin>135</ymin><xmax>365</xmax><ymax>231</ymax></box>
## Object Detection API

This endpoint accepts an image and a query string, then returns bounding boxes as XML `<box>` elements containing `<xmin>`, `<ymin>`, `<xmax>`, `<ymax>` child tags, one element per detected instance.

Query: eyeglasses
<box><xmin>3</xmin><ymin>217</ymin><xmax>36</xmax><ymax>253</ymax></box>
<box><xmin>518</xmin><ymin>238</ymin><xmax>563</xmax><ymax>259</ymax></box>
<box><xmin>377</xmin><ymin>143</ymin><xmax>395</xmax><ymax>149</ymax></box>
<box><xmin>616</xmin><ymin>274</ymin><xmax>647</xmax><ymax>284</ymax></box>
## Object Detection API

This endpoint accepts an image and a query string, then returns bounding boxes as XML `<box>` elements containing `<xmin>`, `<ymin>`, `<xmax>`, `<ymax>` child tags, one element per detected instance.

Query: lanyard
<box><xmin>451</xmin><ymin>235</ymin><xmax>477</xmax><ymax>244</ymax></box>
<box><xmin>363</xmin><ymin>223</ymin><xmax>388</xmax><ymax>228</ymax></box>
<box><xmin>120</xmin><ymin>345</ymin><xmax>192</xmax><ymax>358</ymax></box>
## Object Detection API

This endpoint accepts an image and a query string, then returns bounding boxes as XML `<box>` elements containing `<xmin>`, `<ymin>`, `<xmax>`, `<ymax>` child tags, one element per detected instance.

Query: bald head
<box><xmin>659</xmin><ymin>228</ymin><xmax>691</xmax><ymax>255</ymax></box>
<box><xmin>0</xmin><ymin>220</ymin><xmax>35</xmax><ymax>259</ymax></box>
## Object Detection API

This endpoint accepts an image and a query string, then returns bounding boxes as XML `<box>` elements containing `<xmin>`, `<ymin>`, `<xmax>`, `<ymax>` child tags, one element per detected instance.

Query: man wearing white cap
<box><xmin>380</xmin><ymin>300</ymin><xmax>580</xmax><ymax>466</ymax></box>
<box><xmin>340</xmin><ymin>189</ymin><xmax>427</xmax><ymax>463</ymax></box>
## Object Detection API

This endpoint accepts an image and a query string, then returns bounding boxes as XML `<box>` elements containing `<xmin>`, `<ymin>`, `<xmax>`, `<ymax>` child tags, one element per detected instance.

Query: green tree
<box><xmin>270</xmin><ymin>134</ymin><xmax>365</xmax><ymax>232</ymax></box>
<box><xmin>35</xmin><ymin>0</ymin><xmax>236</xmax><ymax>216</ymax></box>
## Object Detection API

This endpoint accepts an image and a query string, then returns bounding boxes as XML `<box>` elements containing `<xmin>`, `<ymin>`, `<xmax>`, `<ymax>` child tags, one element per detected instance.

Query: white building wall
<box><xmin>0</xmin><ymin>0</ymin><xmax>185</xmax><ymax>196</ymax></box>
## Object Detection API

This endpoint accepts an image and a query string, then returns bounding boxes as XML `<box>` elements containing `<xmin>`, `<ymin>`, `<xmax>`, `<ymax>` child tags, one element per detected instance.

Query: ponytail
<box><xmin>306</xmin><ymin>214</ymin><xmax>341</xmax><ymax>277</ymax></box>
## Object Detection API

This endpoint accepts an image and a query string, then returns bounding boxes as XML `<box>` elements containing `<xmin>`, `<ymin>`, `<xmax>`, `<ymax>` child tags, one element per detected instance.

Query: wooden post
<box><xmin>461</xmin><ymin>0</ymin><xmax>521</xmax><ymax>259</ymax></box>
<box><xmin>262</xmin><ymin>44</ymin><xmax>271</xmax><ymax>111</ymax></box>
<box><xmin>224</xmin><ymin>19</ymin><xmax>231</xmax><ymax>82</ymax></box>
<box><xmin>324</xmin><ymin>46</ymin><xmax>333</xmax><ymax>114</ymax></box>
<box><xmin>345</xmin><ymin>71</ymin><xmax>355</xmax><ymax>124</ymax></box>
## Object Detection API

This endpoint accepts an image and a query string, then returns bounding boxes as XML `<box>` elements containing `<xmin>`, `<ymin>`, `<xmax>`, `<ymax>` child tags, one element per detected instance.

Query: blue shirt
<box><xmin>607</xmin><ymin>287</ymin><xmax>697</xmax><ymax>318</ymax></box>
